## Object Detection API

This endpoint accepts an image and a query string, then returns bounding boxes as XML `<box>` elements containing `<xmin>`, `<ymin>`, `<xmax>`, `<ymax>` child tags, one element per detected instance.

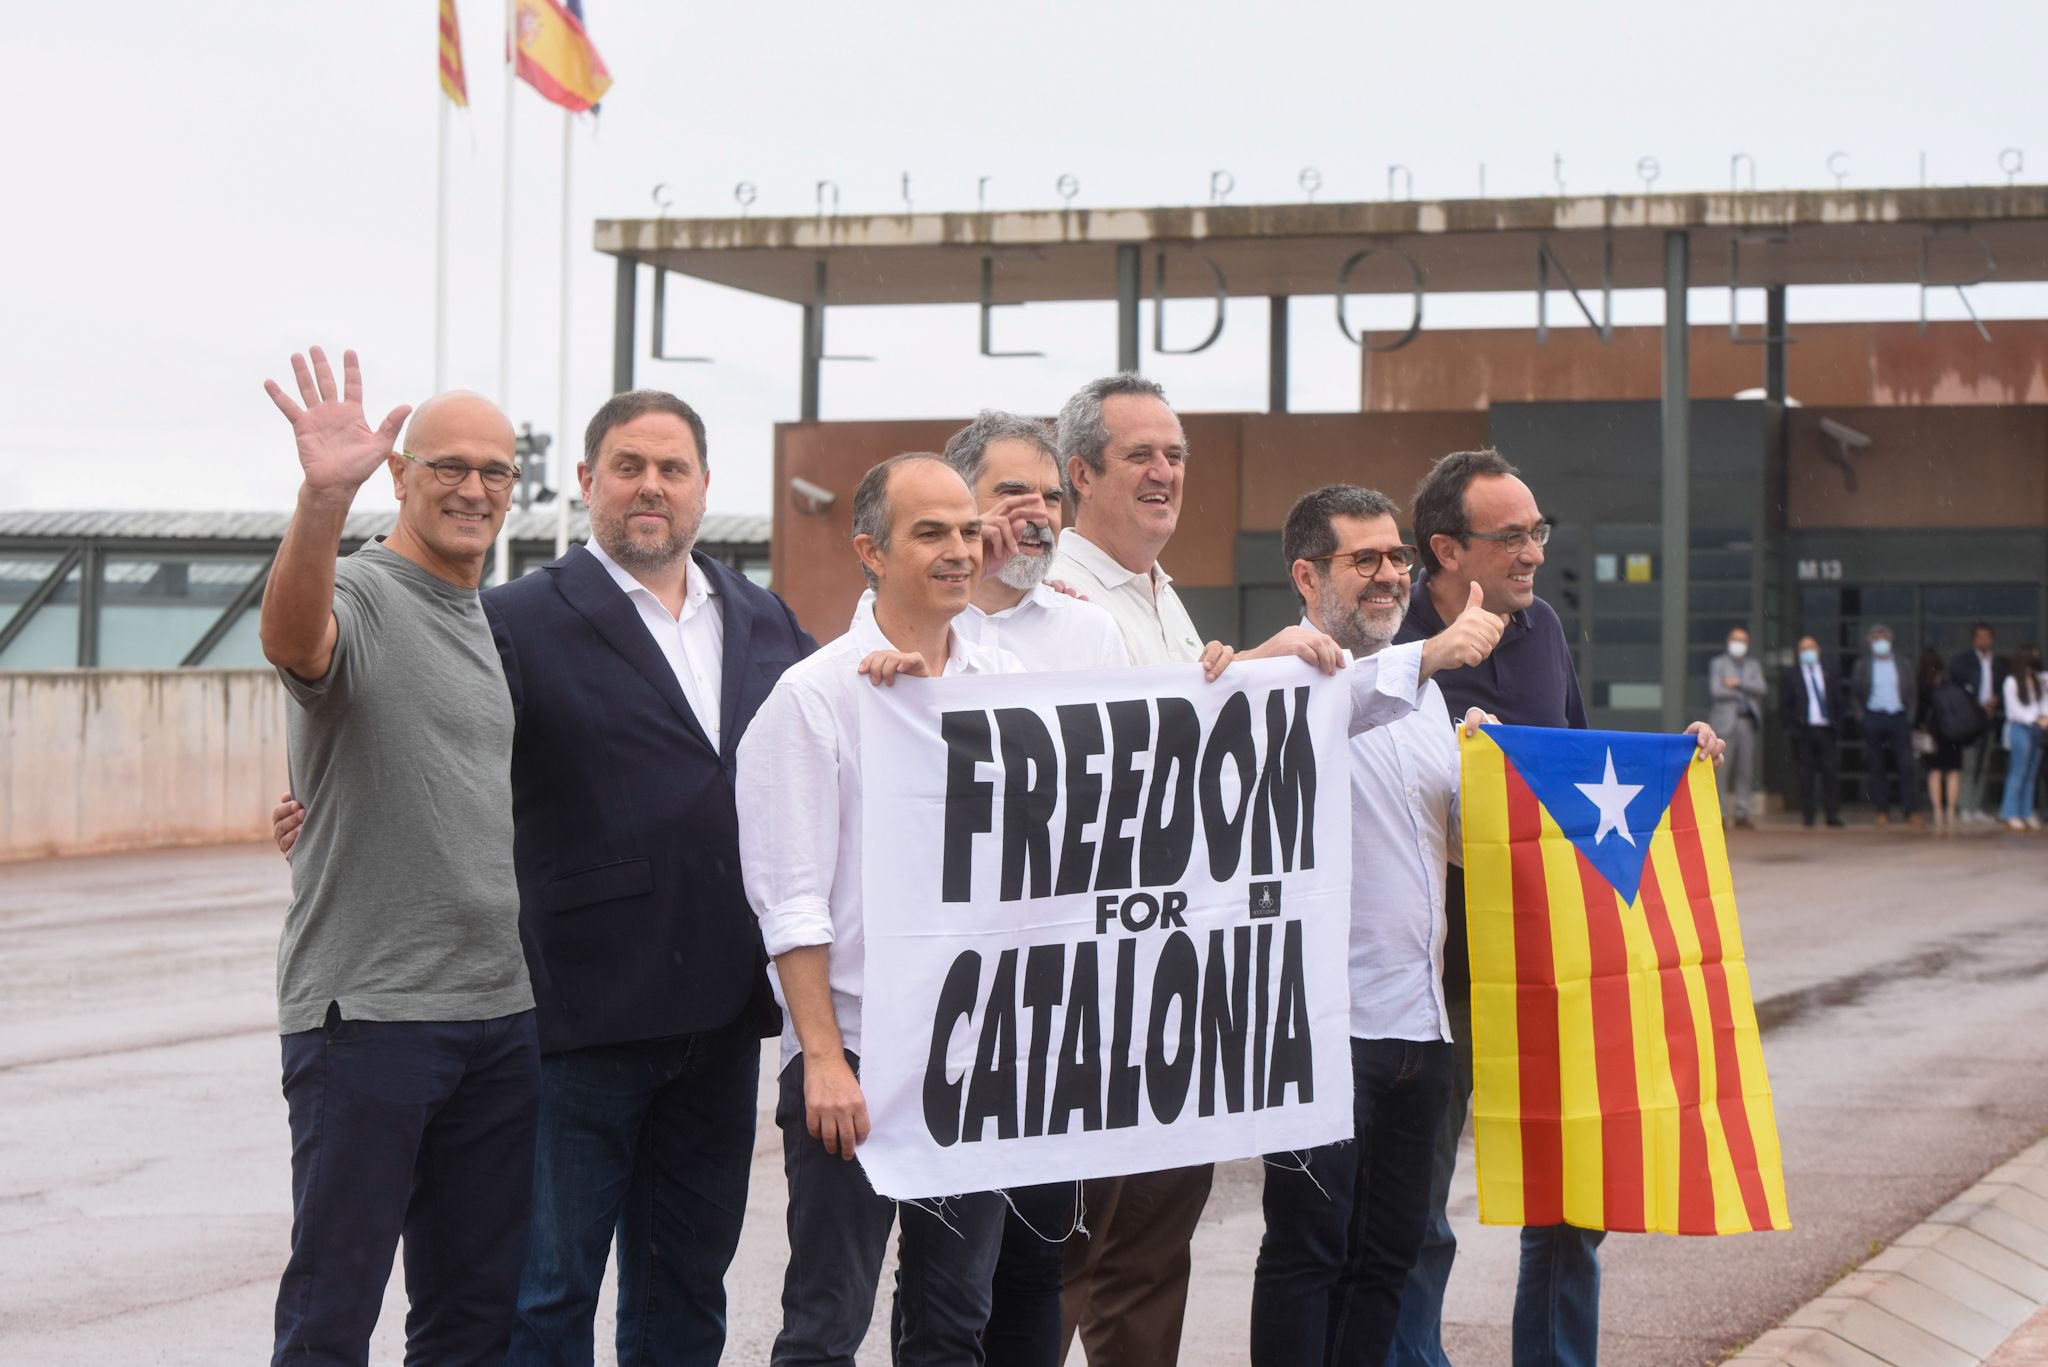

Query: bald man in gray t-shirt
<box><xmin>260</xmin><ymin>347</ymin><xmax>538</xmax><ymax>1364</ymax></box>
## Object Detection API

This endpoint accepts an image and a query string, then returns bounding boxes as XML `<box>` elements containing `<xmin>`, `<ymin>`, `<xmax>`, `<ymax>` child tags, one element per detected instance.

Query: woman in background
<box><xmin>1997</xmin><ymin>644</ymin><xmax>2046</xmax><ymax>831</ymax></box>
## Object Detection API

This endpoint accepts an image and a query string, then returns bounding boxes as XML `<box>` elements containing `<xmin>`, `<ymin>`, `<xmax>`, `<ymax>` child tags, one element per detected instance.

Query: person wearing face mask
<box><xmin>1849</xmin><ymin>624</ymin><xmax>1921</xmax><ymax>828</ymax></box>
<box><xmin>1709</xmin><ymin>627</ymin><xmax>1767</xmax><ymax>830</ymax></box>
<box><xmin>1780</xmin><ymin>635</ymin><xmax>1846</xmax><ymax>827</ymax></box>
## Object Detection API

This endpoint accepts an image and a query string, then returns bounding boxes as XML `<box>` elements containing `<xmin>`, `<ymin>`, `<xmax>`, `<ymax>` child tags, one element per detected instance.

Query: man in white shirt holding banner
<box><xmin>1249</xmin><ymin>485</ymin><xmax>1492</xmax><ymax>1366</ymax></box>
<box><xmin>738</xmin><ymin>451</ymin><xmax>1508</xmax><ymax>1365</ymax></box>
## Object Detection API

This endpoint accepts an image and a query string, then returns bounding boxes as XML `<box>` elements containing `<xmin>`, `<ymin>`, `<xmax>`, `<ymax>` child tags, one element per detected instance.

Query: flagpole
<box><xmin>494</xmin><ymin>0</ymin><xmax>517</xmax><ymax>586</ymax></box>
<box><xmin>555</xmin><ymin>109</ymin><xmax>574</xmax><ymax>558</ymax></box>
<box><xmin>434</xmin><ymin>91</ymin><xmax>451</xmax><ymax>393</ymax></box>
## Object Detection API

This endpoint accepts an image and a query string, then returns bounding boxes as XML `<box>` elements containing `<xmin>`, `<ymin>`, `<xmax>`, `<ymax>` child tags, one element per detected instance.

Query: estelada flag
<box><xmin>512</xmin><ymin>0</ymin><xmax>612</xmax><ymax>113</ymax></box>
<box><xmin>439</xmin><ymin>0</ymin><xmax>468</xmax><ymax>107</ymax></box>
<box><xmin>1460</xmin><ymin>726</ymin><xmax>1789</xmax><ymax>1236</ymax></box>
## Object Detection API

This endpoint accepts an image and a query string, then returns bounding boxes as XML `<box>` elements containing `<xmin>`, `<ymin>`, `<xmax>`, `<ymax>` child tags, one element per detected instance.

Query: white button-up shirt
<box><xmin>1047</xmin><ymin>528</ymin><xmax>1204</xmax><ymax>665</ymax></box>
<box><xmin>584</xmin><ymin>538</ymin><xmax>726</xmax><ymax>743</ymax></box>
<box><xmin>737</xmin><ymin>611</ymin><xmax>1025</xmax><ymax>1068</ymax></box>
<box><xmin>1803</xmin><ymin>662</ymin><xmax>1829</xmax><ymax>726</ymax></box>
<box><xmin>1336</xmin><ymin>623</ymin><xmax>1461</xmax><ymax>1043</ymax></box>
<box><xmin>854</xmin><ymin>584</ymin><xmax>1130</xmax><ymax>673</ymax></box>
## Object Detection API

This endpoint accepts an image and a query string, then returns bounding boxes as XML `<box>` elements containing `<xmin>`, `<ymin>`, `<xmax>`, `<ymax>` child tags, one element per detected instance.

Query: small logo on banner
<box><xmin>1249</xmin><ymin>881</ymin><xmax>1282</xmax><ymax>918</ymax></box>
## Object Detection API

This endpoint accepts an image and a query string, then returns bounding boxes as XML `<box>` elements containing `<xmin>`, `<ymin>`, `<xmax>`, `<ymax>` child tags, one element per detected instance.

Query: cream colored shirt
<box><xmin>1046</xmin><ymin>528</ymin><xmax>1204</xmax><ymax>666</ymax></box>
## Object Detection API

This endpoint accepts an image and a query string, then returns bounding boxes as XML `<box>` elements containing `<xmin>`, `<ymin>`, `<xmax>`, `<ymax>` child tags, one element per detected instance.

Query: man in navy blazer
<box><xmin>1780</xmin><ymin>633</ymin><xmax>1845</xmax><ymax>827</ymax></box>
<box><xmin>491</xmin><ymin>391</ymin><xmax>815</xmax><ymax>1366</ymax></box>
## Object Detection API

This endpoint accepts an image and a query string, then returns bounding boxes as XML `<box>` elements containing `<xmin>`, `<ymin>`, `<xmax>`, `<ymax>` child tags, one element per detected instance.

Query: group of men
<box><xmin>259</xmin><ymin>347</ymin><xmax>1719</xmax><ymax>1367</ymax></box>
<box><xmin>1710</xmin><ymin>619</ymin><xmax>2021</xmax><ymax>830</ymax></box>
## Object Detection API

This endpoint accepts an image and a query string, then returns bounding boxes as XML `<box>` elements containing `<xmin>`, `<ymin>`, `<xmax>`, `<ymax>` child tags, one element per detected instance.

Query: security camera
<box><xmin>789</xmin><ymin>477</ymin><xmax>837</xmax><ymax>515</ymax></box>
<box><xmin>1818</xmin><ymin>418</ymin><xmax>1872</xmax><ymax>450</ymax></box>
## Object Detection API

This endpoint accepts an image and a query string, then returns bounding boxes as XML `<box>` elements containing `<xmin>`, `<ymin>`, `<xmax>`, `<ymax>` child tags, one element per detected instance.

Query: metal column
<box><xmin>1764</xmin><ymin>285</ymin><xmax>1787</xmax><ymax>404</ymax></box>
<box><xmin>1115</xmin><ymin>245</ymin><xmax>1141</xmax><ymax>373</ymax></box>
<box><xmin>1268</xmin><ymin>296</ymin><xmax>1290</xmax><ymax>413</ymax></box>
<box><xmin>611</xmin><ymin>257</ymin><xmax>636</xmax><ymax>395</ymax></box>
<box><xmin>76</xmin><ymin>543</ymin><xmax>101</xmax><ymax>667</ymax></box>
<box><xmin>1660</xmin><ymin>231</ymin><xmax>1690</xmax><ymax>733</ymax></box>
<box><xmin>800</xmin><ymin>260</ymin><xmax>825</xmax><ymax>422</ymax></box>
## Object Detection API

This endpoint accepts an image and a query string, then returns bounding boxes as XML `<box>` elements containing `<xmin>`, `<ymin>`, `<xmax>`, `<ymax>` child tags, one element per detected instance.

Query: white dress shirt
<box><xmin>1337</xmin><ymin>627</ymin><xmax>1462</xmax><ymax>1044</ymax></box>
<box><xmin>1046</xmin><ymin>528</ymin><xmax>1204</xmax><ymax>665</ymax></box>
<box><xmin>2003</xmin><ymin>673</ymin><xmax>2046</xmax><ymax>732</ymax></box>
<box><xmin>584</xmin><ymin>539</ymin><xmax>726</xmax><ymax>744</ymax></box>
<box><xmin>737</xmin><ymin>611</ymin><xmax>1025</xmax><ymax>1069</ymax></box>
<box><xmin>853</xmin><ymin>584</ymin><xmax>1130</xmax><ymax>673</ymax></box>
<box><xmin>1977</xmin><ymin>650</ymin><xmax>1997</xmax><ymax>705</ymax></box>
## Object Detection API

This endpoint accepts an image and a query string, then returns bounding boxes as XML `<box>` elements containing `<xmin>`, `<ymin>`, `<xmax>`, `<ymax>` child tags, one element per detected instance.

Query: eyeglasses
<box><xmin>1303</xmin><ymin>545</ymin><xmax>1420</xmax><ymax>577</ymax></box>
<box><xmin>399</xmin><ymin>450</ymin><xmax>521</xmax><ymax>494</ymax></box>
<box><xmin>1460</xmin><ymin>518</ymin><xmax>1555</xmax><ymax>553</ymax></box>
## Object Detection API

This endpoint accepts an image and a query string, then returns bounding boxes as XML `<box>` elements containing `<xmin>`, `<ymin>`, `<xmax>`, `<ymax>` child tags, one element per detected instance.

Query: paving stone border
<box><xmin>1729</xmin><ymin>1136</ymin><xmax>2048</xmax><ymax>1366</ymax></box>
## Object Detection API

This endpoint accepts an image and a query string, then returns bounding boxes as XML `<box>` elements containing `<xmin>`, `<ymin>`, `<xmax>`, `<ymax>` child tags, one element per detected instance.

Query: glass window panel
<box><xmin>98</xmin><ymin>557</ymin><xmax>265</xmax><ymax>667</ymax></box>
<box><xmin>0</xmin><ymin>565</ymin><xmax>81</xmax><ymax>668</ymax></box>
<box><xmin>1598</xmin><ymin>681</ymin><xmax>1663</xmax><ymax>710</ymax></box>
<box><xmin>1689</xmin><ymin>550</ymin><xmax>1753</xmax><ymax>580</ymax></box>
<box><xmin>1923</xmin><ymin>585</ymin><xmax>2037</xmax><ymax>617</ymax></box>
<box><xmin>0</xmin><ymin>556</ymin><xmax>63</xmax><ymax>635</ymax></box>
<box><xmin>1591</xmin><ymin>617</ymin><xmax>1661</xmax><ymax>645</ymax></box>
<box><xmin>196</xmin><ymin>604</ymin><xmax>269</xmax><ymax>668</ymax></box>
<box><xmin>1689</xmin><ymin>584</ymin><xmax>1752</xmax><ymax>614</ymax></box>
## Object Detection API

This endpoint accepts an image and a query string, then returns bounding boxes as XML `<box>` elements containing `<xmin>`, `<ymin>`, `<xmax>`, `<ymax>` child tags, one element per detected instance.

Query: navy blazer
<box><xmin>1779</xmin><ymin>660</ymin><xmax>1843</xmax><ymax>735</ymax></box>
<box><xmin>484</xmin><ymin>545</ymin><xmax>816</xmax><ymax>1054</ymax></box>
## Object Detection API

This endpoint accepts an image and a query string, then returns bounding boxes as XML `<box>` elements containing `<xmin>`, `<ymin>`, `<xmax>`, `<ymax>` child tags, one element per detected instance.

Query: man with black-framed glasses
<box><xmin>1388</xmin><ymin>448</ymin><xmax>1722</xmax><ymax>1367</ymax></box>
<box><xmin>258</xmin><ymin>348</ymin><xmax>540</xmax><ymax>1364</ymax></box>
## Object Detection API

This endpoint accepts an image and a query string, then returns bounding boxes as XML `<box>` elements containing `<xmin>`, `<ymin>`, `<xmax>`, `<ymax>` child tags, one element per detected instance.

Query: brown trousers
<box><xmin>1058</xmin><ymin>1164</ymin><xmax>1215</xmax><ymax>1366</ymax></box>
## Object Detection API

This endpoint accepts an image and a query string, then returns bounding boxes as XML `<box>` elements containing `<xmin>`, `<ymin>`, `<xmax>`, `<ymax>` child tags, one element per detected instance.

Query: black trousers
<box><xmin>772</xmin><ymin>1052</ymin><xmax>1006</xmax><ymax>1367</ymax></box>
<box><xmin>272</xmin><ymin>1006</ymin><xmax>540</xmax><ymax>1367</ymax></box>
<box><xmin>1789</xmin><ymin>724</ymin><xmax>1842</xmax><ymax>822</ymax></box>
<box><xmin>1861</xmin><ymin>711</ymin><xmax>1918</xmax><ymax>816</ymax></box>
<box><xmin>982</xmin><ymin>1182</ymin><xmax>1081</xmax><ymax>1367</ymax></box>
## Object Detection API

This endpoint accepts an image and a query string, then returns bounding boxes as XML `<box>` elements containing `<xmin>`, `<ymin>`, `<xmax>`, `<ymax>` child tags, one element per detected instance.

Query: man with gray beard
<box><xmin>1249</xmin><ymin>485</ymin><xmax>1492</xmax><ymax>1367</ymax></box>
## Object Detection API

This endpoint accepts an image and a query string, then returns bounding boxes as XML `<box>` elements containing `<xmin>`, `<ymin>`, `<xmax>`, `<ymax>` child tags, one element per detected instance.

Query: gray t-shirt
<box><xmin>274</xmin><ymin>540</ymin><xmax>532</xmax><ymax>1033</ymax></box>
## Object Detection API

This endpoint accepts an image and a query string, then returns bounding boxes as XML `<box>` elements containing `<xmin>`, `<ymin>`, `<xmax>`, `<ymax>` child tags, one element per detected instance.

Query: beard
<box><xmin>592</xmin><ymin>499</ymin><xmax>700</xmax><ymax>573</ymax></box>
<box><xmin>1316</xmin><ymin>581</ymin><xmax>1406</xmax><ymax>656</ymax></box>
<box><xmin>993</xmin><ymin>523</ymin><xmax>1056</xmax><ymax>591</ymax></box>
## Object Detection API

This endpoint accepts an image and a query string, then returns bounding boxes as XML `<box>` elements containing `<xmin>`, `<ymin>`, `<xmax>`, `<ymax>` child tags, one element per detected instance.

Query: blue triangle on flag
<box><xmin>1483</xmin><ymin>726</ymin><xmax>1699</xmax><ymax>905</ymax></box>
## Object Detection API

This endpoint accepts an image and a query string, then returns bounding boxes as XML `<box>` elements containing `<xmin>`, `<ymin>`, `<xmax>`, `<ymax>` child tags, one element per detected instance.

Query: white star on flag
<box><xmin>1575</xmin><ymin>747</ymin><xmax>1644</xmax><ymax>847</ymax></box>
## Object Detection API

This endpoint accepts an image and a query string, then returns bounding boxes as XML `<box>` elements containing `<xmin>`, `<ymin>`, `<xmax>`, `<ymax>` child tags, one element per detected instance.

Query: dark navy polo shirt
<box><xmin>1392</xmin><ymin>576</ymin><xmax>1587</xmax><ymax>1000</ymax></box>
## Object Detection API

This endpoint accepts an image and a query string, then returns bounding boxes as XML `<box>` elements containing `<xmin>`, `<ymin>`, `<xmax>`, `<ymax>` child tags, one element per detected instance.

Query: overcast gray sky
<box><xmin>6</xmin><ymin>1</ymin><xmax>2043</xmax><ymax>519</ymax></box>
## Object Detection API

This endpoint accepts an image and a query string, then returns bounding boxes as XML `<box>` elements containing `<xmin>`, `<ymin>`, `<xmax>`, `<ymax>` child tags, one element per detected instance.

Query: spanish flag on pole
<box><xmin>439</xmin><ymin>0</ymin><xmax>468</xmax><ymax>107</ymax></box>
<box><xmin>1460</xmin><ymin>727</ymin><xmax>1790</xmax><ymax>1236</ymax></box>
<box><xmin>513</xmin><ymin>0</ymin><xmax>612</xmax><ymax>113</ymax></box>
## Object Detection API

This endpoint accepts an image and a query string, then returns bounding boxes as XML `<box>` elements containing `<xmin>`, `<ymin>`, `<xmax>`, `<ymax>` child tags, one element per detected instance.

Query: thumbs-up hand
<box><xmin>1421</xmin><ymin>580</ymin><xmax>1510</xmax><ymax>680</ymax></box>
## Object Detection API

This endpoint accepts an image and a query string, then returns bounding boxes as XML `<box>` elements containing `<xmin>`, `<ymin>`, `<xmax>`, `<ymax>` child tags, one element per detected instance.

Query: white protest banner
<box><xmin>854</xmin><ymin>657</ymin><xmax>1354</xmax><ymax>1200</ymax></box>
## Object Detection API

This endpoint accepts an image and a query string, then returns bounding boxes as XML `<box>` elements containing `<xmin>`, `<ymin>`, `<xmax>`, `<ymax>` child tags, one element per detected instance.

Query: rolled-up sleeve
<box><xmin>1347</xmin><ymin>638</ymin><xmax>1425</xmax><ymax>735</ymax></box>
<box><xmin>737</xmin><ymin>680</ymin><xmax>841</xmax><ymax>957</ymax></box>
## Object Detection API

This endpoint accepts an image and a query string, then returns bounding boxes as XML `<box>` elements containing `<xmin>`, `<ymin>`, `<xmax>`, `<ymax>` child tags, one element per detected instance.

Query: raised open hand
<box><xmin>263</xmin><ymin>347</ymin><xmax>411</xmax><ymax>498</ymax></box>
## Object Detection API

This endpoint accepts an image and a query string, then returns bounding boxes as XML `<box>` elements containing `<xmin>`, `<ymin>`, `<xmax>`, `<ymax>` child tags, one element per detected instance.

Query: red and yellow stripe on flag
<box><xmin>1460</xmin><ymin>726</ymin><xmax>1789</xmax><ymax>1236</ymax></box>
<box><xmin>439</xmin><ymin>0</ymin><xmax>469</xmax><ymax>107</ymax></box>
<box><xmin>513</xmin><ymin>0</ymin><xmax>612</xmax><ymax>113</ymax></box>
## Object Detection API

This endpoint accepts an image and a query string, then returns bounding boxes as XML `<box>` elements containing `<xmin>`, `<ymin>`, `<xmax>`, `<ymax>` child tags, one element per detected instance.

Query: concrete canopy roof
<box><xmin>595</xmin><ymin>185</ymin><xmax>2048</xmax><ymax>307</ymax></box>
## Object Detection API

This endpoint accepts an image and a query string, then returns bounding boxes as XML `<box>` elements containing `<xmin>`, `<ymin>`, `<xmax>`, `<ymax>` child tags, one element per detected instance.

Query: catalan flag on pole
<box><xmin>513</xmin><ymin>0</ymin><xmax>612</xmax><ymax>113</ymax></box>
<box><xmin>439</xmin><ymin>0</ymin><xmax>468</xmax><ymax>106</ymax></box>
<box><xmin>1460</xmin><ymin>727</ymin><xmax>1790</xmax><ymax>1236</ymax></box>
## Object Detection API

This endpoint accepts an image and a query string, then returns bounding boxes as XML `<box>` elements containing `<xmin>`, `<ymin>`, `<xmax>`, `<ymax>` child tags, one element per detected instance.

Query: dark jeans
<box><xmin>272</xmin><ymin>1005</ymin><xmax>539</xmax><ymax>1367</ymax></box>
<box><xmin>1788</xmin><ymin>724</ymin><xmax>1842</xmax><ymax>822</ymax></box>
<box><xmin>1861</xmin><ymin>711</ymin><xmax>1917</xmax><ymax>817</ymax></box>
<box><xmin>982</xmin><ymin>1182</ymin><xmax>1080</xmax><ymax>1367</ymax></box>
<box><xmin>774</xmin><ymin>1052</ymin><xmax>1006</xmax><ymax>1367</ymax></box>
<box><xmin>1252</xmin><ymin>1037</ymin><xmax>1455</xmax><ymax>1367</ymax></box>
<box><xmin>508</xmin><ymin>1022</ymin><xmax>760</xmax><ymax>1367</ymax></box>
<box><xmin>1388</xmin><ymin>998</ymin><xmax>1472</xmax><ymax>1367</ymax></box>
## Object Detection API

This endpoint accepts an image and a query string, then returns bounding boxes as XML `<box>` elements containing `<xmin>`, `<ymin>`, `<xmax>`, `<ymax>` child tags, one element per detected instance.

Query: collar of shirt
<box><xmin>584</xmin><ymin>537</ymin><xmax>714</xmax><ymax>622</ymax></box>
<box><xmin>1054</xmin><ymin>527</ymin><xmax>1169</xmax><ymax>594</ymax></box>
<box><xmin>844</xmin><ymin>600</ymin><xmax>1001</xmax><ymax>676</ymax></box>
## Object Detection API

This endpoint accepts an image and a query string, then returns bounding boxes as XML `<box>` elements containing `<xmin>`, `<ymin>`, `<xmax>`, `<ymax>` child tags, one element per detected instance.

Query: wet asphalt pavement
<box><xmin>2</xmin><ymin>820</ymin><xmax>2045</xmax><ymax>1364</ymax></box>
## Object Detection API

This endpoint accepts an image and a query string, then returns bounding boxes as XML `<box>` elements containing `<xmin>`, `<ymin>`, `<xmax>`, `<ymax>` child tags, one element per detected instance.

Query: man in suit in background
<box><xmin>1848</xmin><ymin>623</ymin><xmax>1921</xmax><ymax>827</ymax></box>
<box><xmin>278</xmin><ymin>390</ymin><xmax>815</xmax><ymax>1366</ymax></box>
<box><xmin>1709</xmin><ymin>626</ymin><xmax>1767</xmax><ymax>829</ymax></box>
<box><xmin>1948</xmin><ymin>622</ymin><xmax>2009</xmax><ymax>823</ymax></box>
<box><xmin>1782</xmin><ymin>633</ymin><xmax>1845</xmax><ymax>828</ymax></box>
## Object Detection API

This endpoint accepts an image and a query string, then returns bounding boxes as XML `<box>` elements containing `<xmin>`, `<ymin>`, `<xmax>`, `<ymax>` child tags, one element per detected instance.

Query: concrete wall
<box><xmin>1</xmin><ymin>670</ymin><xmax>286</xmax><ymax>862</ymax></box>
